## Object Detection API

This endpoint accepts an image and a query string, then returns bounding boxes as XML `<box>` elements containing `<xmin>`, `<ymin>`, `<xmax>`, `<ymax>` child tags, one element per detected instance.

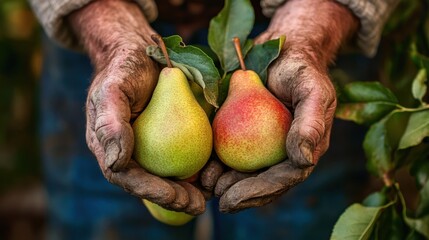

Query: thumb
<box><xmin>87</xmin><ymin>76</ymin><xmax>134</xmax><ymax>172</ymax></box>
<box><xmin>284</xmin><ymin>70</ymin><xmax>336</xmax><ymax>167</ymax></box>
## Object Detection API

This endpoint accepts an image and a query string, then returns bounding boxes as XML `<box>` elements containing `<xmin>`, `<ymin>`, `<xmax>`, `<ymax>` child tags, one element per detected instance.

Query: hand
<box><xmin>214</xmin><ymin>0</ymin><xmax>359</xmax><ymax>213</ymax></box>
<box><xmin>68</xmin><ymin>1</ymin><xmax>206</xmax><ymax>215</ymax></box>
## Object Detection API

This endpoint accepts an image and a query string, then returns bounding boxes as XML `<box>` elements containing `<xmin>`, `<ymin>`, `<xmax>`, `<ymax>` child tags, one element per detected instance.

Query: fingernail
<box><xmin>298</xmin><ymin>141</ymin><xmax>314</xmax><ymax>167</ymax></box>
<box><xmin>105</xmin><ymin>142</ymin><xmax>120</xmax><ymax>171</ymax></box>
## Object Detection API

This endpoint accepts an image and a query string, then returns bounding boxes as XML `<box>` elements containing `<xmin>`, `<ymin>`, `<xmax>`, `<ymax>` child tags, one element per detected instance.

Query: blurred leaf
<box><xmin>146</xmin><ymin>35</ymin><xmax>221</xmax><ymax>108</ymax></box>
<box><xmin>372</xmin><ymin>205</ymin><xmax>406</xmax><ymax>240</ymax></box>
<box><xmin>208</xmin><ymin>0</ymin><xmax>254</xmax><ymax>73</ymax></box>
<box><xmin>411</xmin><ymin>68</ymin><xmax>427</xmax><ymax>103</ymax></box>
<box><xmin>399</xmin><ymin>109</ymin><xmax>429</xmax><ymax>149</ymax></box>
<box><xmin>363</xmin><ymin>190</ymin><xmax>388</xmax><ymax>207</ymax></box>
<box><xmin>331</xmin><ymin>201</ymin><xmax>394</xmax><ymax>240</ymax></box>
<box><xmin>364</xmin><ymin>110</ymin><xmax>410</xmax><ymax>176</ymax></box>
<box><xmin>410</xmin><ymin>43</ymin><xmax>429</xmax><ymax>73</ymax></box>
<box><xmin>398</xmin><ymin>186</ymin><xmax>429</xmax><ymax>238</ymax></box>
<box><xmin>408</xmin><ymin>147</ymin><xmax>429</xmax><ymax>218</ymax></box>
<box><xmin>336</xmin><ymin>82</ymin><xmax>398</xmax><ymax>125</ymax></box>
<box><xmin>244</xmin><ymin>36</ymin><xmax>285</xmax><ymax>84</ymax></box>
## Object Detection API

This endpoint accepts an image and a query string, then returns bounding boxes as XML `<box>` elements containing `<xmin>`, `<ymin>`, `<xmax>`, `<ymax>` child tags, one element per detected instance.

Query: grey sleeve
<box><xmin>260</xmin><ymin>0</ymin><xmax>400</xmax><ymax>57</ymax></box>
<box><xmin>28</xmin><ymin>0</ymin><xmax>158</xmax><ymax>49</ymax></box>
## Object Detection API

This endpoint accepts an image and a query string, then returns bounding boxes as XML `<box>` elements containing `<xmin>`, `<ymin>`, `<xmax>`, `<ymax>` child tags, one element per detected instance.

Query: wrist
<box><xmin>67</xmin><ymin>0</ymin><xmax>156</xmax><ymax>71</ymax></box>
<box><xmin>267</xmin><ymin>0</ymin><xmax>358</xmax><ymax>69</ymax></box>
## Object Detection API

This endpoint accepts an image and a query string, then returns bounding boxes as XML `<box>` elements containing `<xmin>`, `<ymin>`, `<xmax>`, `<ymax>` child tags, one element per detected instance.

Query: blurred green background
<box><xmin>0</xmin><ymin>0</ymin><xmax>41</xmax><ymax>192</ymax></box>
<box><xmin>0</xmin><ymin>0</ymin><xmax>44</xmax><ymax>239</ymax></box>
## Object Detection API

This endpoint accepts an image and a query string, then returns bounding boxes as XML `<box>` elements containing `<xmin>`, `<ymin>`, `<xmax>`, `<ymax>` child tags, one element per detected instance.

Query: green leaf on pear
<box><xmin>398</xmin><ymin>109</ymin><xmax>429</xmax><ymax>149</ymax></box>
<box><xmin>146</xmin><ymin>35</ymin><xmax>221</xmax><ymax>108</ymax></box>
<box><xmin>336</xmin><ymin>82</ymin><xmax>399</xmax><ymax>125</ymax></box>
<box><xmin>208</xmin><ymin>0</ymin><xmax>254</xmax><ymax>73</ymax></box>
<box><xmin>330</xmin><ymin>201</ymin><xmax>394</xmax><ymax>240</ymax></box>
<box><xmin>245</xmin><ymin>36</ymin><xmax>285</xmax><ymax>84</ymax></box>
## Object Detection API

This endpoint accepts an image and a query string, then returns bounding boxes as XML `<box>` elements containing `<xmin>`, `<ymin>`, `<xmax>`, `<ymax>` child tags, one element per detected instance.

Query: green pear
<box><xmin>143</xmin><ymin>199</ymin><xmax>194</xmax><ymax>226</ymax></box>
<box><xmin>212</xmin><ymin>37</ymin><xmax>292</xmax><ymax>172</ymax></box>
<box><xmin>133</xmin><ymin>67</ymin><xmax>213</xmax><ymax>179</ymax></box>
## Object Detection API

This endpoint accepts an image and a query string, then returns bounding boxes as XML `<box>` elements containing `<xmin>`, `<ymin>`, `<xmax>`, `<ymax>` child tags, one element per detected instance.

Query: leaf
<box><xmin>336</xmin><ymin>82</ymin><xmax>399</xmax><ymax>125</ymax></box>
<box><xmin>410</xmin><ymin>43</ymin><xmax>429</xmax><ymax>74</ymax></box>
<box><xmin>363</xmin><ymin>190</ymin><xmax>388</xmax><ymax>207</ymax></box>
<box><xmin>146</xmin><ymin>35</ymin><xmax>221</xmax><ymax>108</ymax></box>
<box><xmin>244</xmin><ymin>36</ymin><xmax>285</xmax><ymax>84</ymax></box>
<box><xmin>399</xmin><ymin>109</ymin><xmax>429</xmax><ymax>149</ymax></box>
<box><xmin>410</xmin><ymin>154</ymin><xmax>429</xmax><ymax>217</ymax></box>
<box><xmin>363</xmin><ymin>110</ymin><xmax>410</xmax><ymax>176</ymax></box>
<box><xmin>411</xmin><ymin>68</ymin><xmax>427</xmax><ymax>103</ymax></box>
<box><xmin>330</xmin><ymin>202</ymin><xmax>394</xmax><ymax>240</ymax></box>
<box><xmin>398</xmin><ymin>185</ymin><xmax>429</xmax><ymax>238</ymax></box>
<box><xmin>208</xmin><ymin>0</ymin><xmax>254</xmax><ymax>73</ymax></box>
<box><xmin>372</xmin><ymin>205</ymin><xmax>407</xmax><ymax>240</ymax></box>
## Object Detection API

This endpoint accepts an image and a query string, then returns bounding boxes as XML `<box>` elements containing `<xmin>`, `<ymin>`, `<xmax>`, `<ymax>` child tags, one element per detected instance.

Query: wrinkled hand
<box><xmin>212</xmin><ymin>0</ymin><xmax>360</xmax><ymax>212</ymax></box>
<box><xmin>69</xmin><ymin>0</ymin><xmax>209</xmax><ymax>215</ymax></box>
<box><xmin>85</xmin><ymin>48</ymin><xmax>208</xmax><ymax>215</ymax></box>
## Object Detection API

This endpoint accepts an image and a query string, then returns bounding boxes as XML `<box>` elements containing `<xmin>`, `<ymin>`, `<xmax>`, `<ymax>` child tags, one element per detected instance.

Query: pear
<box><xmin>142</xmin><ymin>199</ymin><xmax>194</xmax><ymax>226</ymax></box>
<box><xmin>132</xmin><ymin>35</ymin><xmax>213</xmax><ymax>180</ymax></box>
<box><xmin>212</xmin><ymin>37</ymin><xmax>292</xmax><ymax>172</ymax></box>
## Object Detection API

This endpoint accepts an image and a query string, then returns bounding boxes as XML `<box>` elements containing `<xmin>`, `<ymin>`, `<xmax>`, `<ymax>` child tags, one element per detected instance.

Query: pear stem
<box><xmin>233</xmin><ymin>37</ymin><xmax>246</xmax><ymax>71</ymax></box>
<box><xmin>151</xmin><ymin>34</ymin><xmax>173</xmax><ymax>68</ymax></box>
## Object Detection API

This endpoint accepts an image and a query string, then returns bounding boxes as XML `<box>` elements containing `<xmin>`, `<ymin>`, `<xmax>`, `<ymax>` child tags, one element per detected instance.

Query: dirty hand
<box><xmin>214</xmin><ymin>0</ymin><xmax>359</xmax><ymax>213</ymax></box>
<box><xmin>68</xmin><ymin>1</ymin><xmax>206</xmax><ymax>215</ymax></box>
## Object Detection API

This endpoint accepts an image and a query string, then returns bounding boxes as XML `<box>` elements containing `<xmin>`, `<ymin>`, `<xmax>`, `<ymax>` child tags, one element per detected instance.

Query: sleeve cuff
<box><xmin>29</xmin><ymin>0</ymin><xmax>158</xmax><ymax>50</ymax></box>
<box><xmin>260</xmin><ymin>0</ymin><xmax>400</xmax><ymax>57</ymax></box>
<box><xmin>335</xmin><ymin>0</ymin><xmax>400</xmax><ymax>57</ymax></box>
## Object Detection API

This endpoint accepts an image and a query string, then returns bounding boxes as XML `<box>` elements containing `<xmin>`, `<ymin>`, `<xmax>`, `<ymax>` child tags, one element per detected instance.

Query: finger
<box><xmin>219</xmin><ymin>177</ymin><xmax>282</xmax><ymax>213</ymax></box>
<box><xmin>219</xmin><ymin>161</ymin><xmax>313</xmax><ymax>213</ymax></box>
<box><xmin>162</xmin><ymin>179</ymin><xmax>190</xmax><ymax>210</ymax></box>
<box><xmin>214</xmin><ymin>170</ymin><xmax>257</xmax><ymax>197</ymax></box>
<box><xmin>107</xmin><ymin>162</ymin><xmax>177</xmax><ymax>206</ymax></box>
<box><xmin>87</xmin><ymin>123</ymin><xmax>177</xmax><ymax>205</ymax></box>
<box><xmin>90</xmin><ymin>74</ymin><xmax>134</xmax><ymax>172</ymax></box>
<box><xmin>200</xmin><ymin>159</ymin><xmax>225</xmax><ymax>192</ymax></box>
<box><xmin>177</xmin><ymin>182</ymin><xmax>206</xmax><ymax>215</ymax></box>
<box><xmin>285</xmin><ymin>70</ymin><xmax>336</xmax><ymax>167</ymax></box>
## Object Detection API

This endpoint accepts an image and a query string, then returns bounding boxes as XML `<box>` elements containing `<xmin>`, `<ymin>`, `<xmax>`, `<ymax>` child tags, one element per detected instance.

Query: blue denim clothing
<box><xmin>39</xmin><ymin>23</ymin><xmax>368</xmax><ymax>240</ymax></box>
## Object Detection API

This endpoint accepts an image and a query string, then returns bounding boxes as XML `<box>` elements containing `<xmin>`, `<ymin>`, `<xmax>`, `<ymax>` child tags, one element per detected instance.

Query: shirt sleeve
<box><xmin>260</xmin><ymin>0</ymin><xmax>400</xmax><ymax>57</ymax></box>
<box><xmin>28</xmin><ymin>0</ymin><xmax>158</xmax><ymax>49</ymax></box>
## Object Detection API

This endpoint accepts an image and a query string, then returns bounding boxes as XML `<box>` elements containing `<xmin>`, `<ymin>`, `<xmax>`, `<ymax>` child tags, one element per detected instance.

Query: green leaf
<box><xmin>363</xmin><ymin>110</ymin><xmax>410</xmax><ymax>176</ymax></box>
<box><xmin>410</xmin><ymin>43</ymin><xmax>429</xmax><ymax>74</ymax></box>
<box><xmin>399</xmin><ymin>109</ymin><xmax>429</xmax><ymax>149</ymax></box>
<box><xmin>398</xmin><ymin>185</ymin><xmax>429</xmax><ymax>238</ymax></box>
<box><xmin>411</xmin><ymin>69</ymin><xmax>427</xmax><ymax>103</ymax></box>
<box><xmin>146</xmin><ymin>35</ymin><xmax>221</xmax><ymax>108</ymax></box>
<box><xmin>336</xmin><ymin>82</ymin><xmax>399</xmax><ymax>125</ymax></box>
<box><xmin>330</xmin><ymin>202</ymin><xmax>394</xmax><ymax>240</ymax></box>
<box><xmin>244</xmin><ymin>36</ymin><xmax>285</xmax><ymax>84</ymax></box>
<box><xmin>409</xmin><ymin>148</ymin><xmax>429</xmax><ymax>217</ymax></box>
<box><xmin>208</xmin><ymin>0</ymin><xmax>254</xmax><ymax>73</ymax></box>
<box><xmin>218</xmin><ymin>72</ymin><xmax>232</xmax><ymax>106</ymax></box>
<box><xmin>363</xmin><ymin>190</ymin><xmax>388</xmax><ymax>207</ymax></box>
<box><xmin>372</xmin><ymin>205</ymin><xmax>407</xmax><ymax>240</ymax></box>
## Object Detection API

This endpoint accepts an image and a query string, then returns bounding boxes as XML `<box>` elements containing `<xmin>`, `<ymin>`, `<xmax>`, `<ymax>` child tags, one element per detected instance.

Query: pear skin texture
<box><xmin>133</xmin><ymin>67</ymin><xmax>213</xmax><ymax>179</ymax></box>
<box><xmin>213</xmin><ymin>70</ymin><xmax>292</xmax><ymax>172</ymax></box>
<box><xmin>143</xmin><ymin>199</ymin><xmax>194</xmax><ymax>226</ymax></box>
